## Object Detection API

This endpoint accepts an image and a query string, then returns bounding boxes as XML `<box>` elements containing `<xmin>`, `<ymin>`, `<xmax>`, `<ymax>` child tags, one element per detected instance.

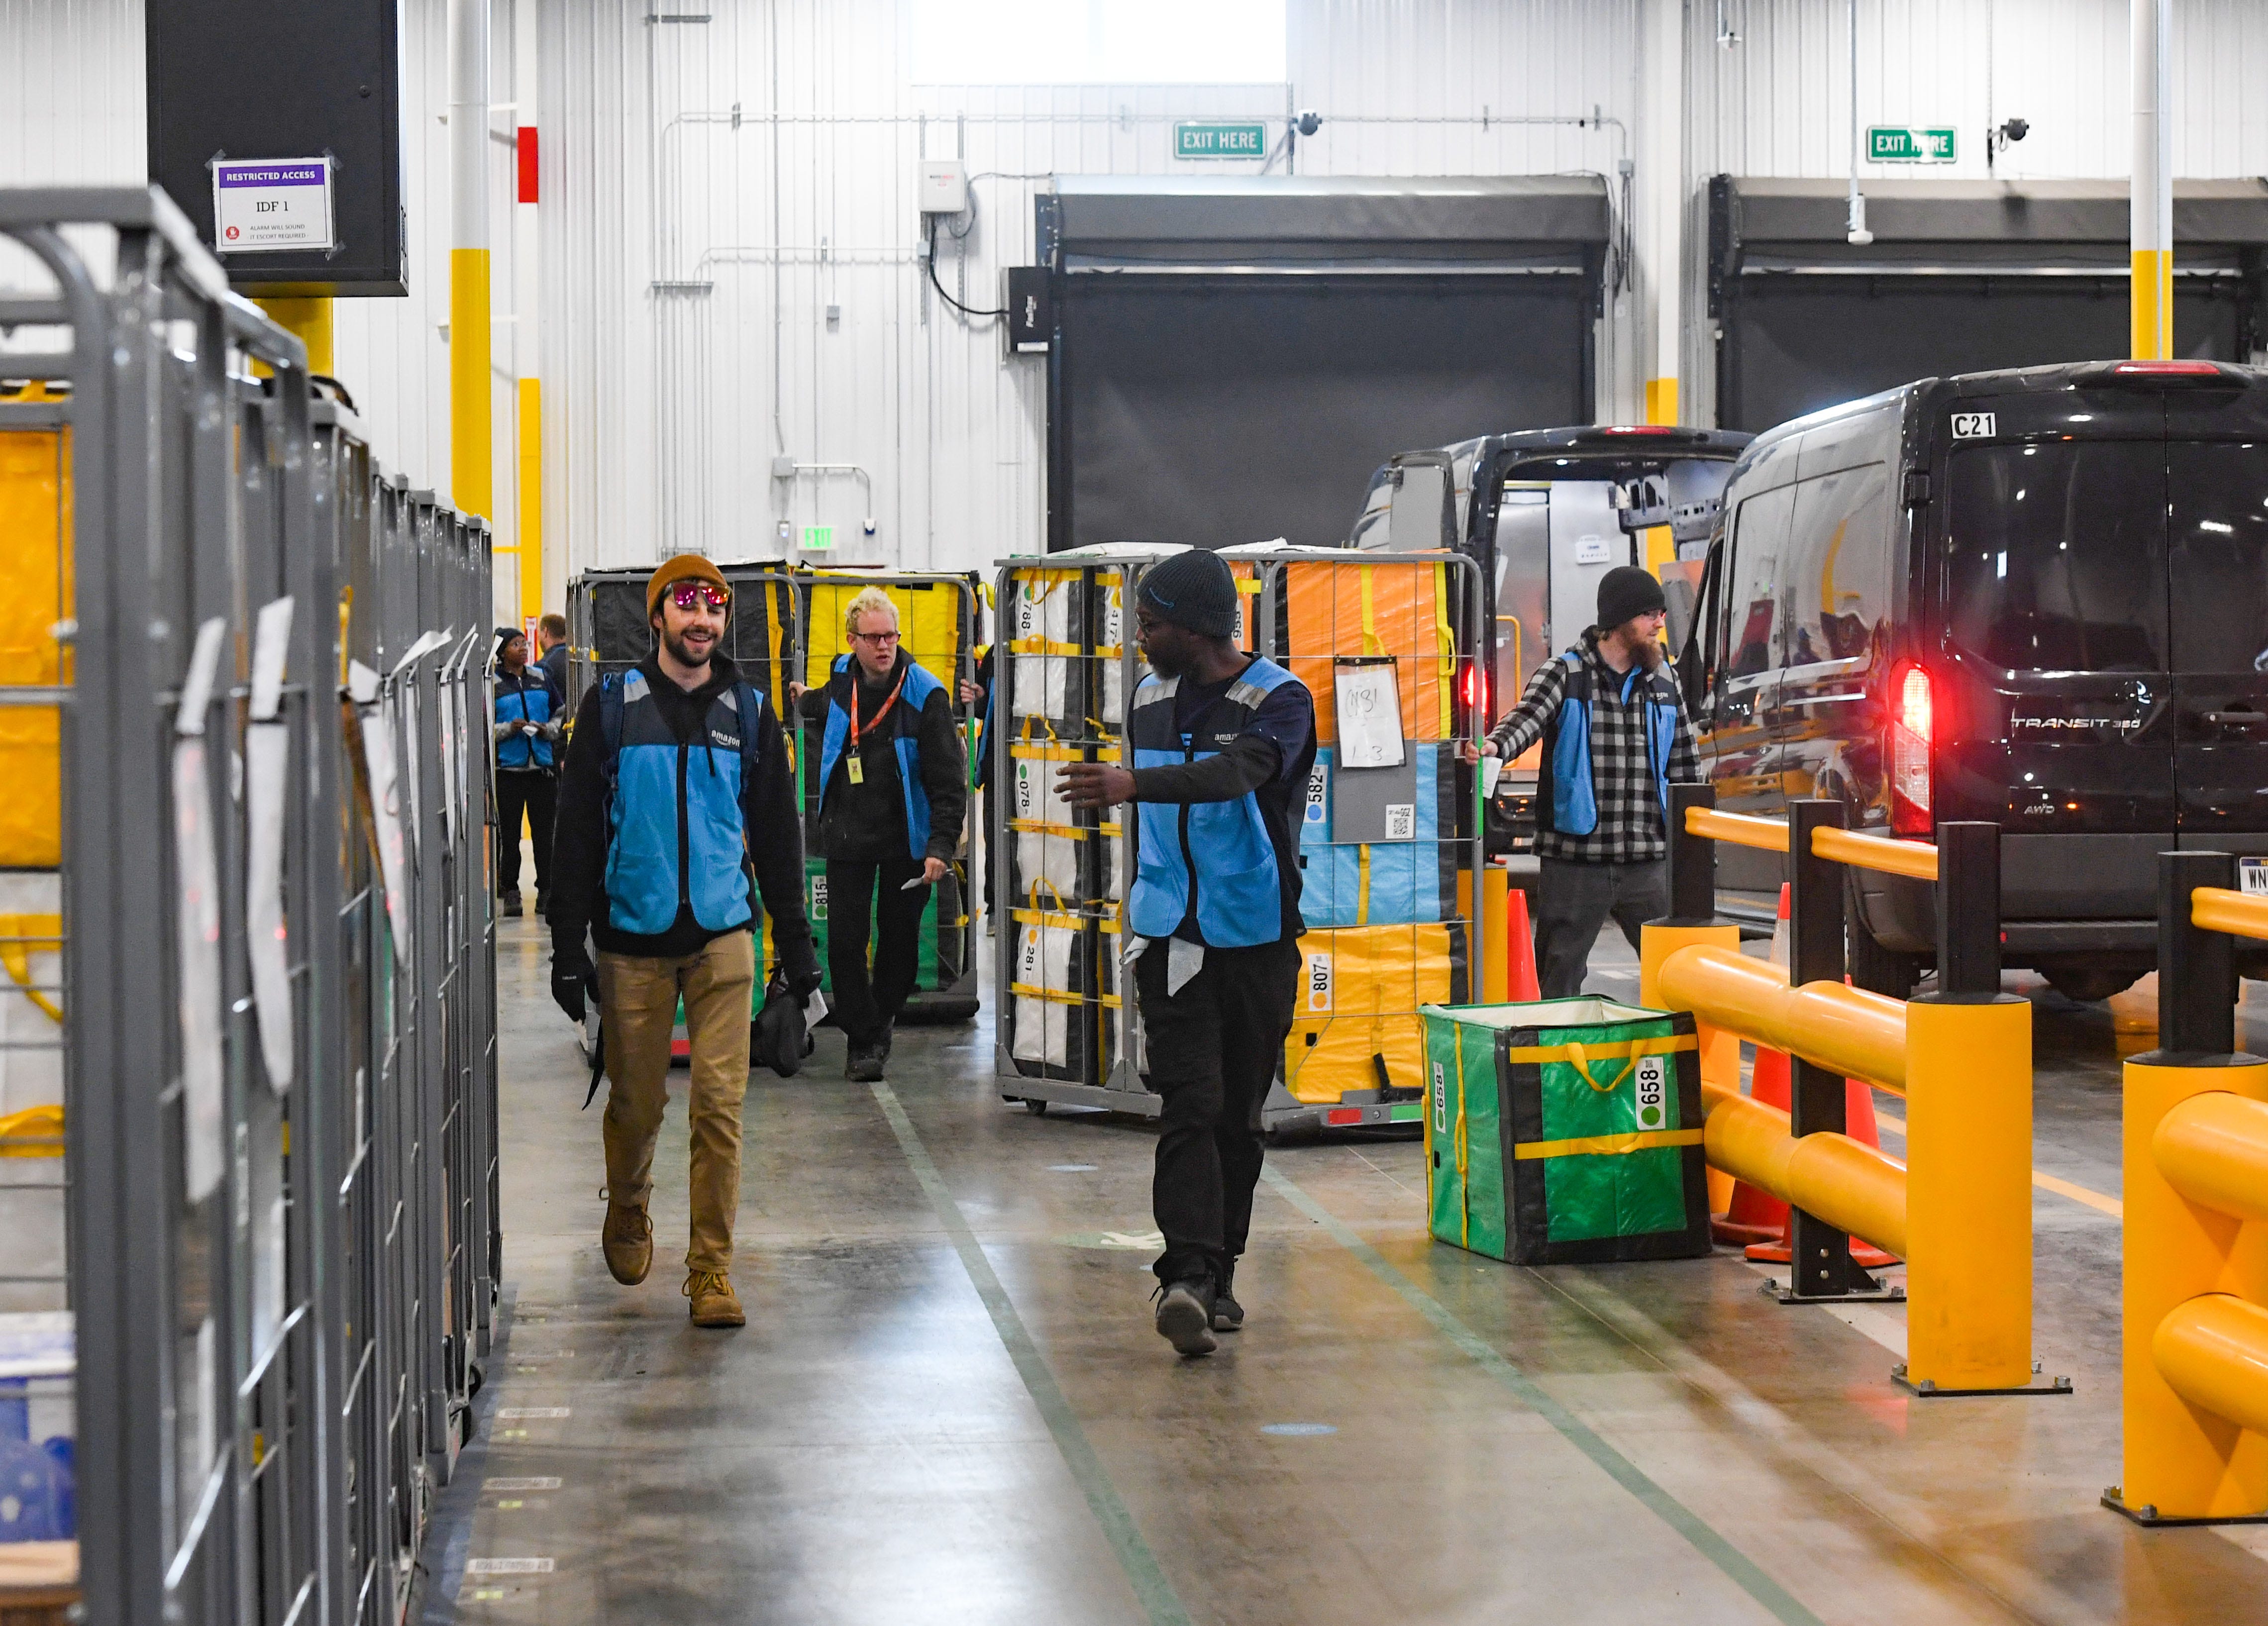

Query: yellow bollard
<box><xmin>2114</xmin><ymin>1057</ymin><xmax>2268</xmax><ymax>1521</ymax></box>
<box><xmin>1902</xmin><ymin>994</ymin><xmax>2042</xmax><ymax>1393</ymax></box>
<box><xmin>1640</xmin><ymin>923</ymin><xmax>1743</xmax><ymax>1224</ymax></box>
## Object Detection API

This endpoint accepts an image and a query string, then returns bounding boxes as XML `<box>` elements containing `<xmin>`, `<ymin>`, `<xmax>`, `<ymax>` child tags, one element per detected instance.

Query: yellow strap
<box><xmin>1505</xmin><ymin>1034</ymin><xmax>1698</xmax><ymax>1065</ymax></box>
<box><xmin>1564</xmin><ymin>1041</ymin><xmax>1636</xmax><ymax>1095</ymax></box>
<box><xmin>0</xmin><ymin>914</ymin><xmax>63</xmax><ymax>1024</ymax></box>
<box><xmin>0</xmin><ymin>1103</ymin><xmax>63</xmax><ymax>1159</ymax></box>
<box><xmin>1513</xmin><ymin>1128</ymin><xmax>1704</xmax><ymax>1160</ymax></box>
<box><xmin>1355</xmin><ymin>844</ymin><xmax>1371</xmax><ymax>924</ymax></box>
<box><xmin>1010</xmin><ymin>984</ymin><xmax>1121</xmax><ymax>1009</ymax></box>
<box><xmin>1358</xmin><ymin>566</ymin><xmax>1386</xmax><ymax>656</ymax></box>
<box><xmin>1432</xmin><ymin>562</ymin><xmax>1453</xmax><ymax>736</ymax></box>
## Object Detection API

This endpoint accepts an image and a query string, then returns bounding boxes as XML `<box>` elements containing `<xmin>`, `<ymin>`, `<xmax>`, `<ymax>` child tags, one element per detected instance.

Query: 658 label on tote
<box><xmin>1634</xmin><ymin>1054</ymin><xmax>1667</xmax><ymax>1129</ymax></box>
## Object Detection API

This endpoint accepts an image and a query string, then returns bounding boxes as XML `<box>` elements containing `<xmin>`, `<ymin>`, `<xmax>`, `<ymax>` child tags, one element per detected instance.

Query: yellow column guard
<box><xmin>2156</xmin><ymin>1091</ymin><xmax>2268</xmax><ymax>1223</ymax></box>
<box><xmin>2155</xmin><ymin>1295</ymin><xmax>2268</xmax><ymax>1443</ymax></box>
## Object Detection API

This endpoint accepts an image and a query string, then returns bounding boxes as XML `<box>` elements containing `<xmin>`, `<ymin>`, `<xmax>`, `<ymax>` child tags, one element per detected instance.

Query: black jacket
<box><xmin>539</xmin><ymin>642</ymin><xmax>569</xmax><ymax>717</ymax></box>
<box><xmin>548</xmin><ymin>654</ymin><xmax>818</xmax><ymax>973</ymax></box>
<box><xmin>796</xmin><ymin>648</ymin><xmax>968</xmax><ymax>865</ymax></box>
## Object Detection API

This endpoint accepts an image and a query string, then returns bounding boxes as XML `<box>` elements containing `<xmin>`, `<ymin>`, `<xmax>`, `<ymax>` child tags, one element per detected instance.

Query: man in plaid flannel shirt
<box><xmin>1466</xmin><ymin>567</ymin><xmax>1700</xmax><ymax>997</ymax></box>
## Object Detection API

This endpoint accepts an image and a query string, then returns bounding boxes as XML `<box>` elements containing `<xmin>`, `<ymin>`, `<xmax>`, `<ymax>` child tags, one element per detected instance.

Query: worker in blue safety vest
<box><xmin>492</xmin><ymin>625</ymin><xmax>561</xmax><ymax>918</ymax></box>
<box><xmin>546</xmin><ymin>556</ymin><xmax>822</xmax><ymax>1329</ymax></box>
<box><xmin>788</xmin><ymin>586</ymin><xmax>967</xmax><ymax>1083</ymax></box>
<box><xmin>1057</xmin><ymin>549</ymin><xmax>1316</xmax><ymax>1358</ymax></box>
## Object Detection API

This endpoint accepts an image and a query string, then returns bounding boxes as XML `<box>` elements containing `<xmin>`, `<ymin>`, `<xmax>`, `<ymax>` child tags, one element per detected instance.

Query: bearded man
<box><xmin>1463</xmin><ymin>565</ymin><xmax>1699</xmax><ymax>998</ymax></box>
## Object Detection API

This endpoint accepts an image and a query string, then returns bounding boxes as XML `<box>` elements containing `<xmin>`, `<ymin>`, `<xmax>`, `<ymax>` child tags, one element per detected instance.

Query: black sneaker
<box><xmin>1213</xmin><ymin>1262</ymin><xmax>1245</xmax><ymax>1332</ymax></box>
<box><xmin>846</xmin><ymin>1044</ymin><xmax>885</xmax><ymax>1084</ymax></box>
<box><xmin>501</xmin><ymin>894</ymin><xmax>522</xmax><ymax>918</ymax></box>
<box><xmin>1153</xmin><ymin>1278</ymin><xmax>1218</xmax><ymax>1356</ymax></box>
<box><xmin>534</xmin><ymin>890</ymin><xmax>549</xmax><ymax>917</ymax></box>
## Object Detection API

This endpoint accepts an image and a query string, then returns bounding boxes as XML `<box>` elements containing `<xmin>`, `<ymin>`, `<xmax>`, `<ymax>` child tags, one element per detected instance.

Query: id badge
<box><xmin>847</xmin><ymin>755</ymin><xmax>865</xmax><ymax>785</ymax></box>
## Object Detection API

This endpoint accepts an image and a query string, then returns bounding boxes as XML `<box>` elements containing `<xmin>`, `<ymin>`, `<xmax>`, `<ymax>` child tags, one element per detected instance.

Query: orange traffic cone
<box><xmin>1742</xmin><ymin>885</ymin><xmax>1898</xmax><ymax>1266</ymax></box>
<box><xmin>1508</xmin><ymin>885</ymin><xmax>1542</xmax><ymax>1002</ymax></box>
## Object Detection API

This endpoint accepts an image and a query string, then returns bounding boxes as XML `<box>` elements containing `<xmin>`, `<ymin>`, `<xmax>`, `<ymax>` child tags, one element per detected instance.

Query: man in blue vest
<box><xmin>1466</xmin><ymin>565</ymin><xmax>1699</xmax><ymax>998</ymax></box>
<box><xmin>492</xmin><ymin>626</ymin><xmax>560</xmax><ymax>917</ymax></box>
<box><xmin>788</xmin><ymin>587</ymin><xmax>967</xmax><ymax>1082</ymax></box>
<box><xmin>1057</xmin><ymin>549</ymin><xmax>1315</xmax><ymax>1357</ymax></box>
<box><xmin>547</xmin><ymin>556</ymin><xmax>821</xmax><ymax>1328</ymax></box>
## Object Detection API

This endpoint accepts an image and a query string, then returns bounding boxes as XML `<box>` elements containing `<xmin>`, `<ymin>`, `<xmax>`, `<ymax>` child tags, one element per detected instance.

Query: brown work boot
<box><xmin>602</xmin><ymin>1201</ymin><xmax>652</xmax><ymax>1285</ymax></box>
<box><xmin>684</xmin><ymin>1269</ymin><xmax>745</xmax><ymax>1328</ymax></box>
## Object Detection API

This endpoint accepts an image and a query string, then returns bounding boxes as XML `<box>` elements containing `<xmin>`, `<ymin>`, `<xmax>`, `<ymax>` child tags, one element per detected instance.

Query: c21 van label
<box><xmin>1951</xmin><ymin>412</ymin><xmax>1996</xmax><ymax>438</ymax></box>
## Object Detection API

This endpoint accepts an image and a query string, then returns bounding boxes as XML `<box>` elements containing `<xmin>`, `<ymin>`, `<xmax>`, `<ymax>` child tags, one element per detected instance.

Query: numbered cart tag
<box><xmin>2243</xmin><ymin>857</ymin><xmax>2268</xmax><ymax>897</ymax></box>
<box><xmin>809</xmin><ymin>874</ymin><xmax>829</xmax><ymax>922</ymax></box>
<box><xmin>1304</xmin><ymin>762</ymin><xmax>1328</xmax><ymax>826</ymax></box>
<box><xmin>1633</xmin><ymin>1054</ymin><xmax>1668</xmax><ymax>1131</ymax></box>
<box><xmin>1305</xmin><ymin>951</ymin><xmax>1334</xmax><ymax>1014</ymax></box>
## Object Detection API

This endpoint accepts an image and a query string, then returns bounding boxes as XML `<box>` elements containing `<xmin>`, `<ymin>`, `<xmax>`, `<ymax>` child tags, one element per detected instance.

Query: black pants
<box><xmin>495</xmin><ymin>769</ymin><xmax>556</xmax><ymax>897</ymax></box>
<box><xmin>1136</xmin><ymin>937</ymin><xmax>1301</xmax><ymax>1289</ymax></box>
<box><xmin>826</xmin><ymin>856</ymin><xmax>930</xmax><ymax>1046</ymax></box>
<box><xmin>1533</xmin><ymin>856</ymin><xmax>1669</xmax><ymax>999</ymax></box>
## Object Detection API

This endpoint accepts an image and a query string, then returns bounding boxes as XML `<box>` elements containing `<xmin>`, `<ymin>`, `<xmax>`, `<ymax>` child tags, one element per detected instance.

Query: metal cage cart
<box><xmin>1223</xmin><ymin>543</ymin><xmax>1487</xmax><ymax>1135</ymax></box>
<box><xmin>992</xmin><ymin>543</ymin><xmax>1487</xmax><ymax>1135</ymax></box>
<box><xmin>792</xmin><ymin>567</ymin><xmax>983</xmax><ymax>1024</ymax></box>
<box><xmin>0</xmin><ymin>188</ymin><xmax>501</xmax><ymax>1626</ymax></box>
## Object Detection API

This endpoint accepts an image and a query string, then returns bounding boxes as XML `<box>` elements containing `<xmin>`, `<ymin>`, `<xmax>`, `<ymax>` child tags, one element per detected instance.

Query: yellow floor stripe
<box><xmin>1872</xmin><ymin>1110</ymin><xmax>2123</xmax><ymax>1218</ymax></box>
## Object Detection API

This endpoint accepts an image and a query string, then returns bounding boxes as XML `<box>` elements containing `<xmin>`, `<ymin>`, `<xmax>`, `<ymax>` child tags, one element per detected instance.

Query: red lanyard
<box><xmin>848</xmin><ymin>664</ymin><xmax>909</xmax><ymax>749</ymax></box>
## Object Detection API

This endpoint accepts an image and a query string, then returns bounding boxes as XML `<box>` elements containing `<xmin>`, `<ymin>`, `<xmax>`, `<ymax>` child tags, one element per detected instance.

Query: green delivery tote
<box><xmin>1422</xmin><ymin>998</ymin><xmax>1712</xmax><ymax>1265</ymax></box>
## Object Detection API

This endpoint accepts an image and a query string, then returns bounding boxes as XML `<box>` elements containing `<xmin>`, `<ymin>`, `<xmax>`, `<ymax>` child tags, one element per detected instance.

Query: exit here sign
<box><xmin>1867</xmin><ymin>126</ymin><xmax>1957</xmax><ymax>163</ymax></box>
<box><xmin>1174</xmin><ymin>121</ymin><xmax>1268</xmax><ymax>160</ymax></box>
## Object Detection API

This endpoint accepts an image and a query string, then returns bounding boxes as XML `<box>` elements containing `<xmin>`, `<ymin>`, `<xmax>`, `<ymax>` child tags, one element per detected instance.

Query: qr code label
<box><xmin>1383</xmin><ymin>804</ymin><xmax>1416</xmax><ymax>840</ymax></box>
<box><xmin>1634</xmin><ymin>1055</ymin><xmax>1667</xmax><ymax>1129</ymax></box>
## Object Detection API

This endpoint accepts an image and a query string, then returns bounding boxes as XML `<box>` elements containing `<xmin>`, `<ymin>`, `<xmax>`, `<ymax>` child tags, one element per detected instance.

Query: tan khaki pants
<box><xmin>598</xmin><ymin>931</ymin><xmax>756</xmax><ymax>1271</ymax></box>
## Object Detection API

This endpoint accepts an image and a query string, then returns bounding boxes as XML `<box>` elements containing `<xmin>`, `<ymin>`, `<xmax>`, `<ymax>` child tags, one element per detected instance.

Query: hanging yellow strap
<box><xmin>0</xmin><ymin>914</ymin><xmax>63</xmax><ymax>1023</ymax></box>
<box><xmin>1355</xmin><ymin>844</ymin><xmax>1371</xmax><ymax>924</ymax></box>
<box><xmin>1562</xmin><ymin>1040</ymin><xmax>1637</xmax><ymax>1095</ymax></box>
<box><xmin>1358</xmin><ymin>566</ymin><xmax>1386</xmax><ymax>656</ymax></box>
<box><xmin>1453</xmin><ymin>1020</ymin><xmax>1470</xmax><ymax>1249</ymax></box>
<box><xmin>1432</xmin><ymin>562</ymin><xmax>1454</xmax><ymax>736</ymax></box>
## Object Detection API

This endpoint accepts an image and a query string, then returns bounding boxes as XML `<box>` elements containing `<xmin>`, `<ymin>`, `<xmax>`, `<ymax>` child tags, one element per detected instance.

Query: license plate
<box><xmin>2242</xmin><ymin>858</ymin><xmax>2268</xmax><ymax>897</ymax></box>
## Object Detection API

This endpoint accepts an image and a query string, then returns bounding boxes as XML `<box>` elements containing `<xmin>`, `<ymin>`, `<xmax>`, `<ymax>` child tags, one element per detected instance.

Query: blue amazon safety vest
<box><xmin>1127</xmin><ymin>658</ymin><xmax>1302</xmax><ymax>949</ymax></box>
<box><xmin>817</xmin><ymin>653</ymin><xmax>946</xmax><ymax>860</ymax></box>
<box><xmin>1537</xmin><ymin>649</ymin><xmax>1679</xmax><ymax>837</ymax></box>
<box><xmin>597</xmin><ymin>670</ymin><xmax>767</xmax><ymax>935</ymax></box>
<box><xmin>494</xmin><ymin>672</ymin><xmax>553</xmax><ymax>770</ymax></box>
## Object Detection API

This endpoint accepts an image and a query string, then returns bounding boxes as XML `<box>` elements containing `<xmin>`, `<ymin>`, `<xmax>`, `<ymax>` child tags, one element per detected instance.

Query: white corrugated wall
<box><xmin>10</xmin><ymin>0</ymin><xmax>2268</xmax><ymax>599</ymax></box>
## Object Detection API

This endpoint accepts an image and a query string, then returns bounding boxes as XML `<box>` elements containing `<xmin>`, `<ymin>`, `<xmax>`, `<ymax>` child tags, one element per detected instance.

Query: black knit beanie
<box><xmin>494</xmin><ymin>624</ymin><xmax>525</xmax><ymax>661</ymax></box>
<box><xmin>1596</xmin><ymin>566</ymin><xmax>1667</xmax><ymax>631</ymax></box>
<box><xmin>1136</xmin><ymin>549</ymin><xmax>1239</xmax><ymax>639</ymax></box>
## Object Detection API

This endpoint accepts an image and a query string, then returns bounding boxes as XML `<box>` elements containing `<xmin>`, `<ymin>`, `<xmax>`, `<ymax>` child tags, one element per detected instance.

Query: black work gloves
<box><xmin>551</xmin><ymin>942</ymin><xmax>597</xmax><ymax>1024</ymax></box>
<box><xmin>779</xmin><ymin>928</ymin><xmax>823</xmax><ymax>999</ymax></box>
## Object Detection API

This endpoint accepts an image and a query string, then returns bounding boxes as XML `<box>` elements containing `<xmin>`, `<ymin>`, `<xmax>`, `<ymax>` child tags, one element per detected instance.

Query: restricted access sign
<box><xmin>212</xmin><ymin>158</ymin><xmax>335</xmax><ymax>254</ymax></box>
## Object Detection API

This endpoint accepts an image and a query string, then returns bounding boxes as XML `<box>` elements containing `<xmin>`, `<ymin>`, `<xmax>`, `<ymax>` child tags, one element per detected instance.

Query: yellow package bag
<box><xmin>0</xmin><ymin>413</ymin><xmax>71</xmax><ymax>868</ymax></box>
<box><xmin>1283</xmin><ymin>559</ymin><xmax>1454</xmax><ymax>746</ymax></box>
<box><xmin>804</xmin><ymin>572</ymin><xmax>966</xmax><ymax>693</ymax></box>
<box><xmin>1283</xmin><ymin>921</ymin><xmax>1466</xmax><ymax>1105</ymax></box>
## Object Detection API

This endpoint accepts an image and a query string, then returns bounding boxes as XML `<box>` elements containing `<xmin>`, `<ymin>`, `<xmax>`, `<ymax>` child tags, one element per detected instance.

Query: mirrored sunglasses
<box><xmin>670</xmin><ymin>581</ymin><xmax>729</xmax><ymax>611</ymax></box>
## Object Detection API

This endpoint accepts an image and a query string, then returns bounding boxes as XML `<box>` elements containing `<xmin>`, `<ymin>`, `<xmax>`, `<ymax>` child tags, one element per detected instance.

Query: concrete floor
<box><xmin>422</xmin><ymin>890</ymin><xmax>2268</xmax><ymax>1626</ymax></box>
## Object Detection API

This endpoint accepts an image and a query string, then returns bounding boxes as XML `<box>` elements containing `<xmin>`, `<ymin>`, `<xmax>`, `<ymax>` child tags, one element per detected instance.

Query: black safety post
<box><xmin>1780</xmin><ymin>798</ymin><xmax>1884</xmax><ymax>1302</ymax></box>
<box><xmin>1664</xmin><ymin>781</ymin><xmax>1717</xmax><ymax>926</ymax></box>
<box><xmin>1932</xmin><ymin>822</ymin><xmax>2002</xmax><ymax>997</ymax></box>
<box><xmin>2157</xmin><ymin>850</ymin><xmax>2239</xmax><ymax>1060</ymax></box>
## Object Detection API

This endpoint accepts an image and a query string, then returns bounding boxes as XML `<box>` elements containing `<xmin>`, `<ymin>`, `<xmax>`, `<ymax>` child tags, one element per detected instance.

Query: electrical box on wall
<box><xmin>1003</xmin><ymin>266</ymin><xmax>1050</xmax><ymax>356</ymax></box>
<box><xmin>918</xmin><ymin>160</ymin><xmax>969</xmax><ymax>214</ymax></box>
<box><xmin>146</xmin><ymin>0</ymin><xmax>406</xmax><ymax>294</ymax></box>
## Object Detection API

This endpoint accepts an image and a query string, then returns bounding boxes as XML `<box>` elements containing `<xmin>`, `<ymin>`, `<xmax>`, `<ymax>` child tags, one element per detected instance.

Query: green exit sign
<box><xmin>1174</xmin><ymin>121</ymin><xmax>1268</xmax><ymax>161</ymax></box>
<box><xmin>801</xmin><ymin>525</ymin><xmax>833</xmax><ymax>551</ymax></box>
<box><xmin>1867</xmin><ymin>125</ymin><xmax>1957</xmax><ymax>163</ymax></box>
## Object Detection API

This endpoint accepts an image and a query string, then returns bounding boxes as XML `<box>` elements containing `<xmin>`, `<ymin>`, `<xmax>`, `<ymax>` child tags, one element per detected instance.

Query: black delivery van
<box><xmin>1681</xmin><ymin>358</ymin><xmax>2268</xmax><ymax>1000</ymax></box>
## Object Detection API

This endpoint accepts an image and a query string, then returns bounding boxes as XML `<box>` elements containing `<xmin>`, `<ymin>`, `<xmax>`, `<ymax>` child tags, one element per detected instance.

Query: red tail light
<box><xmin>1460</xmin><ymin>663</ymin><xmax>1491</xmax><ymax>718</ymax></box>
<box><xmin>1890</xmin><ymin>663</ymin><xmax>1932</xmax><ymax>835</ymax></box>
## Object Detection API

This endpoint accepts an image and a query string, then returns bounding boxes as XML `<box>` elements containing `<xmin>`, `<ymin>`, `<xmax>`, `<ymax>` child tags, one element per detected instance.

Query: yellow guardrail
<box><xmin>2112</xmin><ymin>857</ymin><xmax>2268</xmax><ymax>1523</ymax></box>
<box><xmin>1655</xmin><ymin>944</ymin><xmax>1907</xmax><ymax>1094</ymax></box>
<box><xmin>1679</xmin><ymin>805</ymin><xmax>1940</xmax><ymax>881</ymax></box>
<box><xmin>2189</xmin><ymin>885</ymin><xmax>2268</xmax><ymax>943</ymax></box>
<box><xmin>1683</xmin><ymin>806</ymin><xmax>1789</xmax><ymax>853</ymax></box>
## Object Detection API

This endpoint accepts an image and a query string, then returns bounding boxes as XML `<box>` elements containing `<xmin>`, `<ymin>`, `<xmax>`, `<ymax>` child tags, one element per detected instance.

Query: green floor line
<box><xmin>1259</xmin><ymin>1165</ymin><xmax>1825</xmax><ymax>1626</ymax></box>
<box><xmin>871</xmin><ymin>1083</ymin><xmax>1192</xmax><ymax>1626</ymax></box>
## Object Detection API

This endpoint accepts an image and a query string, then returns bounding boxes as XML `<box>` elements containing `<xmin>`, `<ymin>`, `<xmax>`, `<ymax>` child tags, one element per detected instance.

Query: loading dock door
<box><xmin>1712</xmin><ymin>177</ymin><xmax>2268</xmax><ymax>432</ymax></box>
<box><xmin>1046</xmin><ymin>176</ymin><xmax>1610</xmax><ymax>550</ymax></box>
<box><xmin>1060</xmin><ymin>273</ymin><xmax>1590</xmax><ymax>550</ymax></box>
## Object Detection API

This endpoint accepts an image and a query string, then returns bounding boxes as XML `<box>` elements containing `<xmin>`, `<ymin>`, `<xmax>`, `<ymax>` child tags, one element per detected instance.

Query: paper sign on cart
<box><xmin>1334</xmin><ymin>659</ymin><xmax>1405</xmax><ymax>769</ymax></box>
<box><xmin>212</xmin><ymin>158</ymin><xmax>335</xmax><ymax>254</ymax></box>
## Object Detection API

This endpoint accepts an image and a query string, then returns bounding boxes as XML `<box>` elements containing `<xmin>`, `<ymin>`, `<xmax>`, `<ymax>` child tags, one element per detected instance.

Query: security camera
<box><xmin>1999</xmin><ymin>117</ymin><xmax>2030</xmax><ymax>144</ymax></box>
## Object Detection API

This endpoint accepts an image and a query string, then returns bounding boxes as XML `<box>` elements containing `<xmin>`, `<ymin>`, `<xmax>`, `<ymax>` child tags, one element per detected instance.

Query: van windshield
<box><xmin>1945</xmin><ymin>441</ymin><xmax>2165</xmax><ymax>673</ymax></box>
